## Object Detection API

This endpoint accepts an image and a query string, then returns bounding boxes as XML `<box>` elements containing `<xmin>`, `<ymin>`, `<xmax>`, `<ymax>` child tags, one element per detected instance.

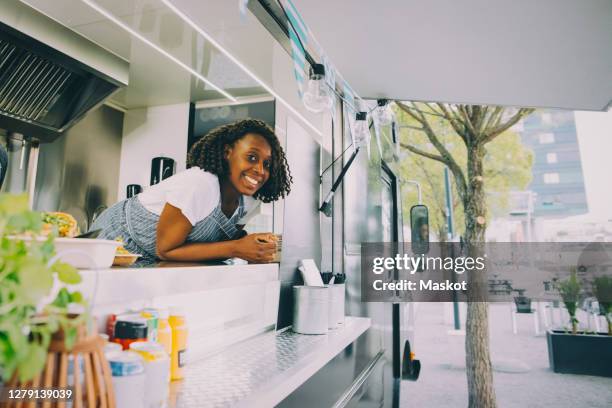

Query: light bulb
<box><xmin>373</xmin><ymin>99</ymin><xmax>394</xmax><ymax>126</ymax></box>
<box><xmin>302</xmin><ymin>64</ymin><xmax>333</xmax><ymax>113</ymax></box>
<box><xmin>353</xmin><ymin>112</ymin><xmax>370</xmax><ymax>148</ymax></box>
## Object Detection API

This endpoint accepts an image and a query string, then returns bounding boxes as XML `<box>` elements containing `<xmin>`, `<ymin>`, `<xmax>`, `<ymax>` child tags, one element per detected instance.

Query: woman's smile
<box><xmin>243</xmin><ymin>173</ymin><xmax>263</xmax><ymax>190</ymax></box>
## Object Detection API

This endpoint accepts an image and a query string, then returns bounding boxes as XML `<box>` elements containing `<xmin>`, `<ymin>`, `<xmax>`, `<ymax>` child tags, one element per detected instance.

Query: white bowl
<box><xmin>53</xmin><ymin>238</ymin><xmax>122</xmax><ymax>269</ymax></box>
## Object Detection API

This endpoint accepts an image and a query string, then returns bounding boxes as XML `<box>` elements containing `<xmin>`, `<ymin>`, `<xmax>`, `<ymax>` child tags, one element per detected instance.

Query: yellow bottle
<box><xmin>157</xmin><ymin>308</ymin><xmax>172</xmax><ymax>356</ymax></box>
<box><xmin>169</xmin><ymin>308</ymin><xmax>188</xmax><ymax>380</ymax></box>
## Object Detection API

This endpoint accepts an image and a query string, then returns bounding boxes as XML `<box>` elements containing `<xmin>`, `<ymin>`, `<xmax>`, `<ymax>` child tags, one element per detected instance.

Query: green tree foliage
<box><xmin>396</xmin><ymin>105</ymin><xmax>533</xmax><ymax>239</ymax></box>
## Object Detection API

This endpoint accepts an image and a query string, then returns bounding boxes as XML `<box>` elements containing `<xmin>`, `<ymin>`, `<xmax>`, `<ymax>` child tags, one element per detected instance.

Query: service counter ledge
<box><xmin>168</xmin><ymin>316</ymin><xmax>371</xmax><ymax>407</ymax></box>
<box><xmin>77</xmin><ymin>263</ymin><xmax>373</xmax><ymax>406</ymax></box>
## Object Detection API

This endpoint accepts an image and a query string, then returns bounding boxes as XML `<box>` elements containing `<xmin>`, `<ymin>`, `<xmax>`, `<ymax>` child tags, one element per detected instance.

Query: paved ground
<box><xmin>400</xmin><ymin>303</ymin><xmax>612</xmax><ymax>407</ymax></box>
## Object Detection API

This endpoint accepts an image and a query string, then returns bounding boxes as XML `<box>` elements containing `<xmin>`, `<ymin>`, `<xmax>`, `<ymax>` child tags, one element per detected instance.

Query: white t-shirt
<box><xmin>137</xmin><ymin>167</ymin><xmax>256</xmax><ymax>226</ymax></box>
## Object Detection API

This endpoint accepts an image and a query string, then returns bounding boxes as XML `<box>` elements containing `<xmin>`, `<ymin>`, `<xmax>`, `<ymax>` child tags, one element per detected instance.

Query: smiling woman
<box><xmin>90</xmin><ymin>119</ymin><xmax>292</xmax><ymax>263</ymax></box>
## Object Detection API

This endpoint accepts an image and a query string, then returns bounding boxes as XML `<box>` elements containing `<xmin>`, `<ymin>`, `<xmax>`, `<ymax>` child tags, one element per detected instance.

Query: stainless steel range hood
<box><xmin>0</xmin><ymin>0</ymin><xmax>129</xmax><ymax>143</ymax></box>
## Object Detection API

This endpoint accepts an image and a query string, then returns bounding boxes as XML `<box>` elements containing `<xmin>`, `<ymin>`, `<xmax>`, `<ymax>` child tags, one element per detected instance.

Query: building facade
<box><xmin>519</xmin><ymin>110</ymin><xmax>588</xmax><ymax>218</ymax></box>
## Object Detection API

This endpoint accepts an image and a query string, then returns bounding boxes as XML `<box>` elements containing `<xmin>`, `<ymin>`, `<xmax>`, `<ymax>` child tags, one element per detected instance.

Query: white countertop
<box><xmin>77</xmin><ymin>263</ymin><xmax>279</xmax><ymax>304</ymax></box>
<box><xmin>168</xmin><ymin>316</ymin><xmax>371</xmax><ymax>408</ymax></box>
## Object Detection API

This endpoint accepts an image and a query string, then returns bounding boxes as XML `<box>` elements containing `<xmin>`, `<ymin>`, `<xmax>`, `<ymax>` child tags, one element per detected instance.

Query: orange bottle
<box><xmin>168</xmin><ymin>308</ymin><xmax>188</xmax><ymax>380</ymax></box>
<box><xmin>157</xmin><ymin>309</ymin><xmax>172</xmax><ymax>356</ymax></box>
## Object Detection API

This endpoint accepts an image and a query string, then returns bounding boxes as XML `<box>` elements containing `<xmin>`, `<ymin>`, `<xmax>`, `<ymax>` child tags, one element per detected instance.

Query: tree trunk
<box><xmin>464</xmin><ymin>144</ymin><xmax>497</xmax><ymax>408</ymax></box>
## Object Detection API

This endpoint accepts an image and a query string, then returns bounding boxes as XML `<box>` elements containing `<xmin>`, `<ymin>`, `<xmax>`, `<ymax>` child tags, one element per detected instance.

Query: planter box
<box><xmin>547</xmin><ymin>330</ymin><xmax>612</xmax><ymax>377</ymax></box>
<box><xmin>514</xmin><ymin>296</ymin><xmax>532</xmax><ymax>313</ymax></box>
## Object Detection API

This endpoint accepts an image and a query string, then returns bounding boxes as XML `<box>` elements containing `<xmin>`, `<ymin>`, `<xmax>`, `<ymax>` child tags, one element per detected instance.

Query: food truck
<box><xmin>1</xmin><ymin>1</ymin><xmax>610</xmax><ymax>407</ymax></box>
<box><xmin>0</xmin><ymin>0</ymin><xmax>412</xmax><ymax>406</ymax></box>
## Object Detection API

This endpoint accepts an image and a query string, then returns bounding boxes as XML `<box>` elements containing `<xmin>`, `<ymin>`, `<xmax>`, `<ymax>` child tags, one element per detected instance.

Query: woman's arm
<box><xmin>156</xmin><ymin>203</ymin><xmax>276</xmax><ymax>262</ymax></box>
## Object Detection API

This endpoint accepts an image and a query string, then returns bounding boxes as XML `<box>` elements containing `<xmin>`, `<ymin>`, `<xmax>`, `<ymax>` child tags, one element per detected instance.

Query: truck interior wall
<box><xmin>276</xmin><ymin>114</ymin><xmax>323</xmax><ymax>328</ymax></box>
<box><xmin>117</xmin><ymin>104</ymin><xmax>190</xmax><ymax>201</ymax></box>
<box><xmin>33</xmin><ymin>104</ymin><xmax>124</xmax><ymax>231</ymax></box>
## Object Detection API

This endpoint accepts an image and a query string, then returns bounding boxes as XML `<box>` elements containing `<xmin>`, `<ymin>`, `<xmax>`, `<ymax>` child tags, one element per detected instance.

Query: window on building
<box><xmin>546</xmin><ymin>152</ymin><xmax>558</xmax><ymax>163</ymax></box>
<box><xmin>539</xmin><ymin>133</ymin><xmax>555</xmax><ymax>144</ymax></box>
<box><xmin>543</xmin><ymin>173</ymin><xmax>560</xmax><ymax>184</ymax></box>
<box><xmin>541</xmin><ymin>113</ymin><xmax>553</xmax><ymax>125</ymax></box>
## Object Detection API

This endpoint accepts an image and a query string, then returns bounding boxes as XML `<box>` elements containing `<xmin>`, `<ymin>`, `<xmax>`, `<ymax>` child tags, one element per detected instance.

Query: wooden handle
<box><xmin>97</xmin><ymin>349</ymin><xmax>115</xmax><ymax>408</ymax></box>
<box><xmin>82</xmin><ymin>354</ymin><xmax>95</xmax><ymax>408</ymax></box>
<box><xmin>24</xmin><ymin>373</ymin><xmax>41</xmax><ymax>408</ymax></box>
<box><xmin>41</xmin><ymin>353</ymin><xmax>55</xmax><ymax>408</ymax></box>
<box><xmin>72</xmin><ymin>354</ymin><xmax>82</xmax><ymax>408</ymax></box>
<box><xmin>90</xmin><ymin>352</ymin><xmax>106</xmax><ymax>408</ymax></box>
<box><xmin>57</xmin><ymin>354</ymin><xmax>68</xmax><ymax>408</ymax></box>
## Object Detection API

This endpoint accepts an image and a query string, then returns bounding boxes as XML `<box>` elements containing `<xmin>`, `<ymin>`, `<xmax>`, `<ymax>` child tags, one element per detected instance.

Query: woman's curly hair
<box><xmin>187</xmin><ymin>119</ymin><xmax>292</xmax><ymax>202</ymax></box>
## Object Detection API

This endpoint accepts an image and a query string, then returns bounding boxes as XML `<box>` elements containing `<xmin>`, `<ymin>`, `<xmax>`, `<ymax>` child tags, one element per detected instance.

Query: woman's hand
<box><xmin>235</xmin><ymin>233</ymin><xmax>278</xmax><ymax>263</ymax></box>
<box><xmin>156</xmin><ymin>204</ymin><xmax>278</xmax><ymax>263</ymax></box>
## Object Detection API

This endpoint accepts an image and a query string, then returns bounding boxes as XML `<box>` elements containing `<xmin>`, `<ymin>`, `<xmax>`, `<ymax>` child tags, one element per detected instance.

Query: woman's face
<box><xmin>224</xmin><ymin>133</ymin><xmax>272</xmax><ymax>195</ymax></box>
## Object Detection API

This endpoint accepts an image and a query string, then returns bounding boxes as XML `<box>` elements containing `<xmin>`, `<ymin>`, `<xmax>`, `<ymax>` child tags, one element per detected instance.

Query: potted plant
<box><xmin>557</xmin><ymin>269</ymin><xmax>581</xmax><ymax>334</ymax></box>
<box><xmin>0</xmin><ymin>194</ymin><xmax>87</xmax><ymax>383</ymax></box>
<box><xmin>546</xmin><ymin>269</ymin><xmax>612</xmax><ymax>377</ymax></box>
<box><xmin>593</xmin><ymin>276</ymin><xmax>612</xmax><ymax>335</ymax></box>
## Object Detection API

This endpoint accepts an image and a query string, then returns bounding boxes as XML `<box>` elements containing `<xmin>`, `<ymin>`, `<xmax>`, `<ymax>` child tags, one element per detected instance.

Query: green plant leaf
<box><xmin>17</xmin><ymin>343</ymin><xmax>47</xmax><ymax>382</ymax></box>
<box><xmin>15</xmin><ymin>259</ymin><xmax>53</xmax><ymax>305</ymax></box>
<box><xmin>63</xmin><ymin>326</ymin><xmax>77</xmax><ymax>351</ymax></box>
<box><xmin>51</xmin><ymin>288</ymin><xmax>72</xmax><ymax>308</ymax></box>
<box><xmin>40</xmin><ymin>236</ymin><xmax>56</xmax><ymax>260</ymax></box>
<box><xmin>45</xmin><ymin>315</ymin><xmax>59</xmax><ymax>333</ymax></box>
<box><xmin>53</xmin><ymin>262</ymin><xmax>81</xmax><ymax>285</ymax></box>
<box><xmin>556</xmin><ymin>270</ymin><xmax>581</xmax><ymax>305</ymax></box>
<box><xmin>70</xmin><ymin>291</ymin><xmax>84</xmax><ymax>304</ymax></box>
<box><xmin>593</xmin><ymin>276</ymin><xmax>612</xmax><ymax>303</ymax></box>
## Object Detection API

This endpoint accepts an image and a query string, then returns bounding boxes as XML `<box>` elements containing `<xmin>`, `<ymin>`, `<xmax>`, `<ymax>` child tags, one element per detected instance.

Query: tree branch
<box><xmin>399</xmin><ymin>125</ymin><xmax>424</xmax><ymax>132</ymax></box>
<box><xmin>436</xmin><ymin>103</ymin><xmax>468</xmax><ymax>144</ymax></box>
<box><xmin>405</xmin><ymin>102</ymin><xmax>468</xmax><ymax>201</ymax></box>
<box><xmin>396</xmin><ymin>101</ymin><xmax>445</xmax><ymax>120</ymax></box>
<box><xmin>482</xmin><ymin>106</ymin><xmax>503</xmax><ymax>133</ymax></box>
<box><xmin>491</xmin><ymin>108</ymin><xmax>505</xmax><ymax>128</ymax></box>
<box><xmin>424</xmin><ymin>103</ymin><xmax>445</xmax><ymax>117</ymax></box>
<box><xmin>475</xmin><ymin>106</ymin><xmax>489</xmax><ymax>135</ymax></box>
<box><xmin>459</xmin><ymin>105</ymin><xmax>478</xmax><ymax>138</ymax></box>
<box><xmin>396</xmin><ymin>101</ymin><xmax>425</xmax><ymax>125</ymax></box>
<box><xmin>482</xmin><ymin>108</ymin><xmax>535</xmax><ymax>144</ymax></box>
<box><xmin>400</xmin><ymin>143</ymin><xmax>446</xmax><ymax>164</ymax></box>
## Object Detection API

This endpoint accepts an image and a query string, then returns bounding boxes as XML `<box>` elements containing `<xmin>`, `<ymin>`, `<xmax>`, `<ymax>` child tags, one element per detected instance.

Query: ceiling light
<box><xmin>302</xmin><ymin>63</ymin><xmax>333</xmax><ymax>113</ymax></box>
<box><xmin>80</xmin><ymin>0</ymin><xmax>236</xmax><ymax>102</ymax></box>
<box><xmin>159</xmin><ymin>0</ymin><xmax>323</xmax><ymax>137</ymax></box>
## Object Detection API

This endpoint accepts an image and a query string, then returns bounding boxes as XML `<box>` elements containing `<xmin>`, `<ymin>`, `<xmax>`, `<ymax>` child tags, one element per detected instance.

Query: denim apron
<box><xmin>90</xmin><ymin>196</ymin><xmax>246</xmax><ymax>260</ymax></box>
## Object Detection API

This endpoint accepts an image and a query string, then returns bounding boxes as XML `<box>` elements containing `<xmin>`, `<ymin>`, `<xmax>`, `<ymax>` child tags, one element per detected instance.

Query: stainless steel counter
<box><xmin>167</xmin><ymin>317</ymin><xmax>371</xmax><ymax>408</ymax></box>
